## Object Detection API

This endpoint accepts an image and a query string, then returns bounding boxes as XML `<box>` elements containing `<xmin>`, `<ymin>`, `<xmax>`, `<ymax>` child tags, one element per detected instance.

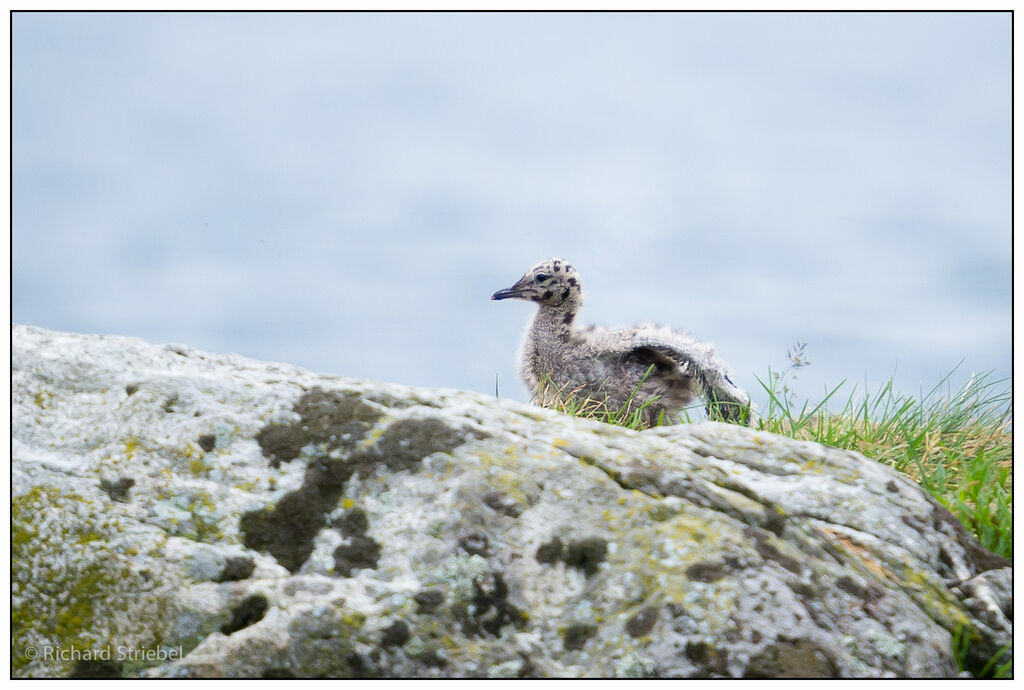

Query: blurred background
<box><xmin>12</xmin><ymin>11</ymin><xmax>1010</xmax><ymax>413</ymax></box>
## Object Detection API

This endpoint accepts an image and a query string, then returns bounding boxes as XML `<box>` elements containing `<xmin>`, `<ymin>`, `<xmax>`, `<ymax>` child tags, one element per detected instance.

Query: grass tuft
<box><xmin>534</xmin><ymin>366</ymin><xmax>666</xmax><ymax>429</ymax></box>
<box><xmin>754</xmin><ymin>359</ymin><xmax>1012</xmax><ymax>561</ymax></box>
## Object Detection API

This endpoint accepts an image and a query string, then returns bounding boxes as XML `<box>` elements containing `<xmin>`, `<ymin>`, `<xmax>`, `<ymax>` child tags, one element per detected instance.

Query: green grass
<box><xmin>953</xmin><ymin>624</ymin><xmax>1013</xmax><ymax>679</ymax></box>
<box><xmin>534</xmin><ymin>350</ymin><xmax>1012</xmax><ymax>561</ymax></box>
<box><xmin>752</xmin><ymin>362</ymin><xmax>1012</xmax><ymax>562</ymax></box>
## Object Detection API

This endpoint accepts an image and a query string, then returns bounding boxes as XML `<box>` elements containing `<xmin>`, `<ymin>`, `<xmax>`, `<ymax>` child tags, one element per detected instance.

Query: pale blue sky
<box><xmin>13</xmin><ymin>11</ymin><xmax>1011</xmax><ymax>413</ymax></box>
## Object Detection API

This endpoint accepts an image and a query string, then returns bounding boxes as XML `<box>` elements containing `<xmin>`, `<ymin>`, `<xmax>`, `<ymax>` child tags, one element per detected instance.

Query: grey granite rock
<box><xmin>11</xmin><ymin>324</ymin><xmax>1010</xmax><ymax>678</ymax></box>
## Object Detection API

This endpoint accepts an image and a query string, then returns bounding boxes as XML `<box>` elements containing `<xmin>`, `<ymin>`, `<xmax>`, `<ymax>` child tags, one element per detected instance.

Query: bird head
<box><xmin>491</xmin><ymin>258</ymin><xmax>582</xmax><ymax>308</ymax></box>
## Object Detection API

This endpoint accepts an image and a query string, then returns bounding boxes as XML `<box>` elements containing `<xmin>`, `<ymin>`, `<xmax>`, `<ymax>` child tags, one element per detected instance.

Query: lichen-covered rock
<box><xmin>11</xmin><ymin>324</ymin><xmax>1010</xmax><ymax>678</ymax></box>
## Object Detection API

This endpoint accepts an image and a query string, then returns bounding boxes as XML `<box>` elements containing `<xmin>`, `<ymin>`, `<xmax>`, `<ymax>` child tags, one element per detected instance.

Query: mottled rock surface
<box><xmin>12</xmin><ymin>324</ymin><xmax>1010</xmax><ymax>678</ymax></box>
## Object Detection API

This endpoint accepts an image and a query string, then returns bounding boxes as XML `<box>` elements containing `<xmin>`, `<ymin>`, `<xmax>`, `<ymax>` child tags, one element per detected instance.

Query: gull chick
<box><xmin>492</xmin><ymin>258</ymin><xmax>752</xmax><ymax>425</ymax></box>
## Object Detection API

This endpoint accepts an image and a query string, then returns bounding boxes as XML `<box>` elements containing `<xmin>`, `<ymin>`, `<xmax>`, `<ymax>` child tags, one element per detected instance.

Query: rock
<box><xmin>11</xmin><ymin>324</ymin><xmax>1010</xmax><ymax>678</ymax></box>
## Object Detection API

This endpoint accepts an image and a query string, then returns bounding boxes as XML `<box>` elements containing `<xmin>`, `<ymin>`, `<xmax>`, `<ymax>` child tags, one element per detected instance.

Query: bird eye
<box><xmin>535</xmin><ymin>273</ymin><xmax>550</xmax><ymax>283</ymax></box>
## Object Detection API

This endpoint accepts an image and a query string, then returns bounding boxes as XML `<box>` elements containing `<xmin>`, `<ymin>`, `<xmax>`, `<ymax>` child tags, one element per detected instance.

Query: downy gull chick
<box><xmin>492</xmin><ymin>258</ymin><xmax>752</xmax><ymax>425</ymax></box>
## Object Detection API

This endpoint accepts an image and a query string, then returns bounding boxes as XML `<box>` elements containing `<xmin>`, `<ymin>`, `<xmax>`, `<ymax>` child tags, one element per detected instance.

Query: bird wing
<box><xmin>621</xmin><ymin>344</ymin><xmax>690</xmax><ymax>375</ymax></box>
<box><xmin>604</xmin><ymin>325</ymin><xmax>753</xmax><ymax>423</ymax></box>
<box><xmin>616</xmin><ymin>344</ymin><xmax>699</xmax><ymax>403</ymax></box>
<box><xmin>601</xmin><ymin>325</ymin><xmax>712</xmax><ymax>372</ymax></box>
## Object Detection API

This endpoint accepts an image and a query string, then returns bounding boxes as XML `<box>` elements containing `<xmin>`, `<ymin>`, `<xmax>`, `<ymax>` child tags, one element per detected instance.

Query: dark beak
<box><xmin>491</xmin><ymin>286</ymin><xmax>522</xmax><ymax>301</ymax></box>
